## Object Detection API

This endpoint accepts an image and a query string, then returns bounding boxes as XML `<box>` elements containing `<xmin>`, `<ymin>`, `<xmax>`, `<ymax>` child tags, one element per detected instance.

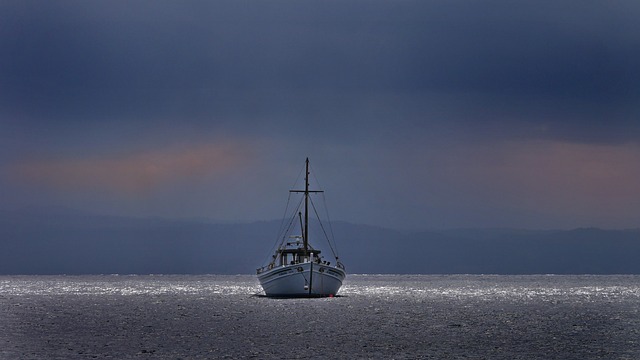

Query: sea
<box><xmin>1</xmin><ymin>275</ymin><xmax>639</xmax><ymax>359</ymax></box>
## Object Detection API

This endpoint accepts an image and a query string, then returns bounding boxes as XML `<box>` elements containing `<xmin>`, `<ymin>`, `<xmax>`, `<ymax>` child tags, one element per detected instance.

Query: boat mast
<box><xmin>303</xmin><ymin>157</ymin><xmax>309</xmax><ymax>254</ymax></box>
<box><xmin>290</xmin><ymin>158</ymin><xmax>323</xmax><ymax>256</ymax></box>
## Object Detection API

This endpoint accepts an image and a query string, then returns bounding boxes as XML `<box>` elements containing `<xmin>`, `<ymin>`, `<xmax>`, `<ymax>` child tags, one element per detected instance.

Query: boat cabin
<box><xmin>278</xmin><ymin>248</ymin><xmax>322</xmax><ymax>266</ymax></box>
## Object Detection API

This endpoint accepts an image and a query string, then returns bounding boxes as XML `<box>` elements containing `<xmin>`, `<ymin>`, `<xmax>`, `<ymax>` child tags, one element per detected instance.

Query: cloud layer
<box><xmin>2</xmin><ymin>1</ymin><xmax>640</xmax><ymax>228</ymax></box>
<box><xmin>11</xmin><ymin>142</ymin><xmax>252</xmax><ymax>194</ymax></box>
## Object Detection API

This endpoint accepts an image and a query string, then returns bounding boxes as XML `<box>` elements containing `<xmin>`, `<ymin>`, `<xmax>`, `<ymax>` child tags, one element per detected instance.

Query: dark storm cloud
<box><xmin>2</xmin><ymin>0</ymin><xmax>639</xmax><ymax>144</ymax></box>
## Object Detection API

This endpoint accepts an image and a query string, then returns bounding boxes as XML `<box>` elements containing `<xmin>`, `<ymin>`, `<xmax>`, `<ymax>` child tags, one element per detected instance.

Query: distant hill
<box><xmin>1</xmin><ymin>209</ymin><xmax>639</xmax><ymax>274</ymax></box>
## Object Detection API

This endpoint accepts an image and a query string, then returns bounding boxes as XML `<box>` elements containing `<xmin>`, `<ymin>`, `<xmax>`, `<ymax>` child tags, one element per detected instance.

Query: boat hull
<box><xmin>257</xmin><ymin>262</ymin><xmax>345</xmax><ymax>297</ymax></box>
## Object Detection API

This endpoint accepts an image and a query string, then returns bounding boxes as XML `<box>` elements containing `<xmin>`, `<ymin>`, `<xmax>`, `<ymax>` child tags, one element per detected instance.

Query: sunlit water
<box><xmin>1</xmin><ymin>275</ymin><xmax>639</xmax><ymax>359</ymax></box>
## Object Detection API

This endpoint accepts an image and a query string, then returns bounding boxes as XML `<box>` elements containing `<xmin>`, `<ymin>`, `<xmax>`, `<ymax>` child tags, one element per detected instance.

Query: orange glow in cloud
<box><xmin>390</xmin><ymin>138</ymin><xmax>640</xmax><ymax>227</ymax></box>
<box><xmin>492</xmin><ymin>141</ymin><xmax>640</xmax><ymax>199</ymax></box>
<box><xmin>426</xmin><ymin>140</ymin><xmax>640</xmax><ymax>224</ymax></box>
<box><xmin>12</xmin><ymin>142</ymin><xmax>252</xmax><ymax>194</ymax></box>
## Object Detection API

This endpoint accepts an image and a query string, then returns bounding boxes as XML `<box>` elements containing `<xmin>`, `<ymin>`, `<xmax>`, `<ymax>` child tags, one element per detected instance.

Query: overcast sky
<box><xmin>2</xmin><ymin>0</ymin><xmax>640</xmax><ymax>230</ymax></box>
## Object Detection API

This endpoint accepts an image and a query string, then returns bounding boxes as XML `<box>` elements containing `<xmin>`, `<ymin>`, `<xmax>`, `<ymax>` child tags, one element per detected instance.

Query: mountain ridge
<box><xmin>1</xmin><ymin>210</ymin><xmax>639</xmax><ymax>275</ymax></box>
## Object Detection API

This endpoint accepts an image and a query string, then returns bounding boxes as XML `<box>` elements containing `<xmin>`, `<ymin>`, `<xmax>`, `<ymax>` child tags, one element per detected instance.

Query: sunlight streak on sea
<box><xmin>2</xmin><ymin>274</ymin><xmax>639</xmax><ymax>301</ymax></box>
<box><xmin>0</xmin><ymin>275</ymin><xmax>261</xmax><ymax>296</ymax></box>
<box><xmin>2</xmin><ymin>274</ymin><xmax>639</xmax><ymax>359</ymax></box>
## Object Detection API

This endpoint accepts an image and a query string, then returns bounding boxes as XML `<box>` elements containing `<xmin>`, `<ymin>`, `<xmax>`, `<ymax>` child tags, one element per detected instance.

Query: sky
<box><xmin>1</xmin><ymin>0</ymin><xmax>640</xmax><ymax>230</ymax></box>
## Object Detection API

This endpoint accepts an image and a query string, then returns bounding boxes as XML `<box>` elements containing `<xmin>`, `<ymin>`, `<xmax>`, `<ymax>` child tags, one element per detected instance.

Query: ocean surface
<box><xmin>1</xmin><ymin>275</ymin><xmax>639</xmax><ymax>359</ymax></box>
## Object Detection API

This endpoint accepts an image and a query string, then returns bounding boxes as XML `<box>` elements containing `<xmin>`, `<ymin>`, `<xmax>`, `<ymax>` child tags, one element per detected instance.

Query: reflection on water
<box><xmin>2</xmin><ymin>274</ymin><xmax>639</xmax><ymax>359</ymax></box>
<box><xmin>0</xmin><ymin>275</ymin><xmax>261</xmax><ymax>296</ymax></box>
<box><xmin>2</xmin><ymin>274</ymin><xmax>639</xmax><ymax>301</ymax></box>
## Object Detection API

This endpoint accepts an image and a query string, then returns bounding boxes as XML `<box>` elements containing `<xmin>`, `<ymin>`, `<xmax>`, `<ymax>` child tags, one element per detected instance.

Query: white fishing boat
<box><xmin>257</xmin><ymin>158</ymin><xmax>346</xmax><ymax>297</ymax></box>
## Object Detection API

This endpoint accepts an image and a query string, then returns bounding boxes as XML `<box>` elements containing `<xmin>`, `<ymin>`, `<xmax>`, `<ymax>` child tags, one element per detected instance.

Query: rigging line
<box><xmin>290</xmin><ymin>162</ymin><xmax>305</xmax><ymax>192</ymax></box>
<box><xmin>262</xmin><ymin>194</ymin><xmax>291</xmax><ymax>264</ymax></box>
<box><xmin>285</xmin><ymin>196</ymin><xmax>305</xmax><ymax>233</ymax></box>
<box><xmin>321</xmin><ymin>192</ymin><xmax>340</xmax><ymax>257</ymax></box>
<box><xmin>282</xmin><ymin>195</ymin><xmax>303</xmax><ymax>236</ymax></box>
<box><xmin>309</xmin><ymin>196</ymin><xmax>339</xmax><ymax>259</ymax></box>
<box><xmin>263</xmin><ymin>191</ymin><xmax>294</xmax><ymax>265</ymax></box>
<box><xmin>308</xmin><ymin>162</ymin><xmax>324</xmax><ymax>192</ymax></box>
<box><xmin>281</xmin><ymin>206</ymin><xmax>300</xmax><ymax>246</ymax></box>
<box><xmin>276</xmin><ymin>191</ymin><xmax>293</xmax><ymax>239</ymax></box>
<box><xmin>308</xmin><ymin>162</ymin><xmax>340</xmax><ymax>257</ymax></box>
<box><xmin>276</xmin><ymin>193</ymin><xmax>299</xmax><ymax>246</ymax></box>
<box><xmin>262</xmin><ymin>193</ymin><xmax>304</xmax><ymax>266</ymax></box>
<box><xmin>282</xmin><ymin>212</ymin><xmax>298</xmax><ymax>245</ymax></box>
<box><xmin>267</xmin><ymin>161</ymin><xmax>306</xmax><ymax>255</ymax></box>
<box><xmin>278</xmin><ymin>196</ymin><xmax>305</xmax><ymax>252</ymax></box>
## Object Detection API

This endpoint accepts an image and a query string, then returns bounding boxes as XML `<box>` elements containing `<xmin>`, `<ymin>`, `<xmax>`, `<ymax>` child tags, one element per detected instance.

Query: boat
<box><xmin>256</xmin><ymin>158</ymin><xmax>346</xmax><ymax>297</ymax></box>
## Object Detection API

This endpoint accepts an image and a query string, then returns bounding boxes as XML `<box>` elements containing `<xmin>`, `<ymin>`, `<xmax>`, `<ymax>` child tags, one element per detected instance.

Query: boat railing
<box><xmin>256</xmin><ymin>263</ymin><xmax>276</xmax><ymax>274</ymax></box>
